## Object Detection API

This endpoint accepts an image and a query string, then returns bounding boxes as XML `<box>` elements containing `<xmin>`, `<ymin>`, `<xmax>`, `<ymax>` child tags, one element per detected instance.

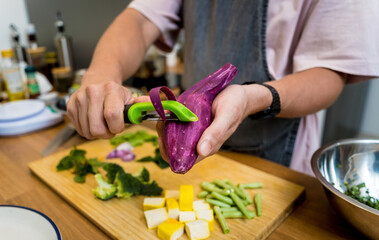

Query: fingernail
<box><xmin>199</xmin><ymin>140</ymin><xmax>211</xmax><ymax>156</ymax></box>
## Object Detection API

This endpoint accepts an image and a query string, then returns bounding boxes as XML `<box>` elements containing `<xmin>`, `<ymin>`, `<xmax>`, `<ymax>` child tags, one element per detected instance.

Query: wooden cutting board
<box><xmin>29</xmin><ymin>125</ymin><xmax>305</xmax><ymax>240</ymax></box>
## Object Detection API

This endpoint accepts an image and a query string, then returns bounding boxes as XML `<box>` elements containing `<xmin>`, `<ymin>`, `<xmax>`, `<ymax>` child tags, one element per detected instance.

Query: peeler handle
<box><xmin>124</xmin><ymin>101</ymin><xmax>198</xmax><ymax>124</ymax></box>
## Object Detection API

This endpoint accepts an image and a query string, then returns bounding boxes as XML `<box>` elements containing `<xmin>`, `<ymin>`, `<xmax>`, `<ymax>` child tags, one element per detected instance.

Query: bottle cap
<box><xmin>26</xmin><ymin>23</ymin><xmax>36</xmax><ymax>34</ymax></box>
<box><xmin>1</xmin><ymin>49</ymin><xmax>13</xmax><ymax>58</ymax></box>
<box><xmin>25</xmin><ymin>65</ymin><xmax>36</xmax><ymax>73</ymax></box>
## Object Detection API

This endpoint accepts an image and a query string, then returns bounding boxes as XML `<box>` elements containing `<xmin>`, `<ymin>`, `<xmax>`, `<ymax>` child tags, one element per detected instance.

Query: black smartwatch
<box><xmin>242</xmin><ymin>82</ymin><xmax>281</xmax><ymax>119</ymax></box>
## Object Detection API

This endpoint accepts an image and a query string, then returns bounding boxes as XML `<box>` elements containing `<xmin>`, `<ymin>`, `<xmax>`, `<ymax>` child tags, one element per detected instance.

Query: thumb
<box><xmin>197</xmin><ymin>121</ymin><xmax>225</xmax><ymax>157</ymax></box>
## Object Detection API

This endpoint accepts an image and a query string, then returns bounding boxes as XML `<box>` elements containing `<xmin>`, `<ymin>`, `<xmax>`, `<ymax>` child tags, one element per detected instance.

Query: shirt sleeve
<box><xmin>293</xmin><ymin>0</ymin><xmax>379</xmax><ymax>83</ymax></box>
<box><xmin>128</xmin><ymin>0</ymin><xmax>182</xmax><ymax>52</ymax></box>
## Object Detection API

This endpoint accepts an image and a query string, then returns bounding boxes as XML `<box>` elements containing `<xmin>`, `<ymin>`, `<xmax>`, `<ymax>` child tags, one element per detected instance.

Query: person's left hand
<box><xmin>156</xmin><ymin>84</ymin><xmax>251</xmax><ymax>164</ymax></box>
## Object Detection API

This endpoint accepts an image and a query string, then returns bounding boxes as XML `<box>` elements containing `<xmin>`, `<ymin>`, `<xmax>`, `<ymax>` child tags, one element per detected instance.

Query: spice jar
<box><xmin>24</xmin><ymin>65</ymin><xmax>40</xmax><ymax>99</ymax></box>
<box><xmin>52</xmin><ymin>67</ymin><xmax>73</xmax><ymax>93</ymax></box>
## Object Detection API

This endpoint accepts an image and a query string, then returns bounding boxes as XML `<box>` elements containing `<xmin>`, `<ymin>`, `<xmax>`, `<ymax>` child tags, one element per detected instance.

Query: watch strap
<box><xmin>243</xmin><ymin>82</ymin><xmax>281</xmax><ymax>119</ymax></box>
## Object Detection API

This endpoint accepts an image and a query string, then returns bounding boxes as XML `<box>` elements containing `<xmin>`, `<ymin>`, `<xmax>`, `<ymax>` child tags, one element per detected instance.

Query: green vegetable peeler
<box><xmin>124</xmin><ymin>100</ymin><xmax>198</xmax><ymax>124</ymax></box>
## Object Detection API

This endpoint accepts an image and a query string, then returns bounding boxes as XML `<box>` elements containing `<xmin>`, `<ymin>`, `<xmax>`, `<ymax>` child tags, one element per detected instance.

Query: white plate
<box><xmin>0</xmin><ymin>205</ymin><xmax>61</xmax><ymax>240</ymax></box>
<box><xmin>0</xmin><ymin>100</ymin><xmax>45</xmax><ymax>122</ymax></box>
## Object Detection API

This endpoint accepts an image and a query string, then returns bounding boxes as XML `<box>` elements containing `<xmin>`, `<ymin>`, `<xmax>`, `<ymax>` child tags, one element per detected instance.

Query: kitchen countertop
<box><xmin>0</xmin><ymin>119</ymin><xmax>365</xmax><ymax>239</ymax></box>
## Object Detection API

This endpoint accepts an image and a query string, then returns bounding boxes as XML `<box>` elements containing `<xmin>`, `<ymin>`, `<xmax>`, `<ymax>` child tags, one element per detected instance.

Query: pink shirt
<box><xmin>129</xmin><ymin>0</ymin><xmax>379</xmax><ymax>175</ymax></box>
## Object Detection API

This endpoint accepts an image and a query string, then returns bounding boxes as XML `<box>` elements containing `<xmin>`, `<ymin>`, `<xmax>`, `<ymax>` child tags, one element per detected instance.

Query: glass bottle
<box><xmin>1</xmin><ymin>49</ymin><xmax>25</xmax><ymax>101</ymax></box>
<box><xmin>54</xmin><ymin>11</ymin><xmax>74</xmax><ymax>70</ymax></box>
<box><xmin>9</xmin><ymin>24</ymin><xmax>29</xmax><ymax>64</ymax></box>
<box><xmin>26</xmin><ymin>23</ymin><xmax>38</xmax><ymax>49</ymax></box>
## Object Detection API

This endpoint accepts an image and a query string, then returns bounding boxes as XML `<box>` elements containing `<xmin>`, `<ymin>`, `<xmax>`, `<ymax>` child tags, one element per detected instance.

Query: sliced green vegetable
<box><xmin>213</xmin><ymin>179</ymin><xmax>231</xmax><ymax>190</ymax></box>
<box><xmin>230</xmin><ymin>192</ymin><xmax>252</xmax><ymax>219</ymax></box>
<box><xmin>214</xmin><ymin>206</ymin><xmax>230</xmax><ymax>234</ymax></box>
<box><xmin>201</xmin><ymin>182</ymin><xmax>224</xmax><ymax>194</ymax></box>
<box><xmin>197</xmin><ymin>191</ymin><xmax>210</xmax><ymax>198</ymax></box>
<box><xmin>254</xmin><ymin>192</ymin><xmax>262</xmax><ymax>216</ymax></box>
<box><xmin>110</xmin><ymin>130</ymin><xmax>158</xmax><ymax>147</ymax></box>
<box><xmin>238</xmin><ymin>182</ymin><xmax>263</xmax><ymax>189</ymax></box>
<box><xmin>211</xmin><ymin>191</ymin><xmax>234</xmax><ymax>205</ymax></box>
<box><xmin>224</xmin><ymin>179</ymin><xmax>246</xmax><ymax>200</ymax></box>
<box><xmin>238</xmin><ymin>186</ymin><xmax>253</xmax><ymax>204</ymax></box>
<box><xmin>220</xmin><ymin>207</ymin><xmax>239</xmax><ymax>212</ymax></box>
<box><xmin>136</xmin><ymin>148</ymin><xmax>169</xmax><ymax>169</ymax></box>
<box><xmin>205</xmin><ymin>198</ymin><xmax>231</xmax><ymax>208</ymax></box>
<box><xmin>222</xmin><ymin>211</ymin><xmax>243</xmax><ymax>218</ymax></box>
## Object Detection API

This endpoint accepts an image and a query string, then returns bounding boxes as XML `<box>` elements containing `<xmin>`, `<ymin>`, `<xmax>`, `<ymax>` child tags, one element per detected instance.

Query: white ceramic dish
<box><xmin>0</xmin><ymin>205</ymin><xmax>61</xmax><ymax>240</ymax></box>
<box><xmin>0</xmin><ymin>100</ymin><xmax>45</xmax><ymax>122</ymax></box>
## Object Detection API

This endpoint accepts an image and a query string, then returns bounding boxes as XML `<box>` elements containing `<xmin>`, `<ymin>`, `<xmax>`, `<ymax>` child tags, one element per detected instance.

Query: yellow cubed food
<box><xmin>144</xmin><ymin>208</ymin><xmax>168</xmax><ymax>229</ymax></box>
<box><xmin>179</xmin><ymin>211</ymin><xmax>196</xmax><ymax>223</ymax></box>
<box><xmin>195</xmin><ymin>209</ymin><xmax>214</xmax><ymax>231</ymax></box>
<box><xmin>164</xmin><ymin>190</ymin><xmax>180</xmax><ymax>199</ymax></box>
<box><xmin>185</xmin><ymin>220</ymin><xmax>210</xmax><ymax>240</ymax></box>
<box><xmin>168</xmin><ymin>208</ymin><xmax>180</xmax><ymax>220</ymax></box>
<box><xmin>143</xmin><ymin>197</ymin><xmax>166</xmax><ymax>211</ymax></box>
<box><xmin>157</xmin><ymin>218</ymin><xmax>184</xmax><ymax>240</ymax></box>
<box><xmin>179</xmin><ymin>185</ymin><xmax>193</xmax><ymax>211</ymax></box>
<box><xmin>166</xmin><ymin>197</ymin><xmax>180</xmax><ymax>220</ymax></box>
<box><xmin>166</xmin><ymin>197</ymin><xmax>179</xmax><ymax>209</ymax></box>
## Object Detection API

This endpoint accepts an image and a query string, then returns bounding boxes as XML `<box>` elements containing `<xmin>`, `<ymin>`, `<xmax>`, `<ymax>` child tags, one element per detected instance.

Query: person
<box><xmin>67</xmin><ymin>0</ymin><xmax>379</xmax><ymax>175</ymax></box>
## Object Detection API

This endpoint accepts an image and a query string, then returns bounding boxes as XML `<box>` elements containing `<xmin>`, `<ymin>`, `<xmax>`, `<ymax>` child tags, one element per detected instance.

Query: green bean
<box><xmin>222</xmin><ymin>211</ymin><xmax>243</xmax><ymax>218</ymax></box>
<box><xmin>211</xmin><ymin>191</ymin><xmax>234</xmax><ymax>205</ymax></box>
<box><xmin>254</xmin><ymin>192</ymin><xmax>262</xmax><ymax>216</ymax></box>
<box><xmin>197</xmin><ymin>191</ymin><xmax>210</xmax><ymax>198</ymax></box>
<box><xmin>214</xmin><ymin>206</ymin><xmax>230</xmax><ymax>234</ymax></box>
<box><xmin>206</xmin><ymin>198</ymin><xmax>231</xmax><ymax>208</ymax></box>
<box><xmin>238</xmin><ymin>182</ymin><xmax>263</xmax><ymax>189</ymax></box>
<box><xmin>225</xmin><ymin>180</ymin><xmax>246</xmax><ymax>200</ymax></box>
<box><xmin>220</xmin><ymin>207</ymin><xmax>239</xmax><ymax>213</ymax></box>
<box><xmin>206</xmin><ymin>194</ymin><xmax>215</xmax><ymax>199</ymax></box>
<box><xmin>230</xmin><ymin>192</ymin><xmax>252</xmax><ymax>219</ymax></box>
<box><xmin>213</xmin><ymin>179</ymin><xmax>231</xmax><ymax>190</ymax></box>
<box><xmin>219</xmin><ymin>189</ymin><xmax>232</xmax><ymax>196</ymax></box>
<box><xmin>247</xmin><ymin>210</ymin><xmax>256</xmax><ymax>219</ymax></box>
<box><xmin>201</xmin><ymin>182</ymin><xmax>224</xmax><ymax>194</ymax></box>
<box><xmin>239</xmin><ymin>186</ymin><xmax>253</xmax><ymax>204</ymax></box>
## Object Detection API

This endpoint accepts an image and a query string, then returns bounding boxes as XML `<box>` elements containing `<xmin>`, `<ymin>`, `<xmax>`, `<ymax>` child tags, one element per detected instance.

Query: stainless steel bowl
<box><xmin>311</xmin><ymin>139</ymin><xmax>379</xmax><ymax>239</ymax></box>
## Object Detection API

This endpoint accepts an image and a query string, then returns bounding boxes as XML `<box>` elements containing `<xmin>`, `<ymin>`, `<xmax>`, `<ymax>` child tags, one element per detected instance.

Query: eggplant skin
<box><xmin>163</xmin><ymin>63</ymin><xmax>238</xmax><ymax>174</ymax></box>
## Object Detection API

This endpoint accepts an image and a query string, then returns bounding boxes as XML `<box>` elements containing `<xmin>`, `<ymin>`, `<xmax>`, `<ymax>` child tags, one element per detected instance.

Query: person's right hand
<box><xmin>66</xmin><ymin>73</ymin><xmax>134</xmax><ymax>140</ymax></box>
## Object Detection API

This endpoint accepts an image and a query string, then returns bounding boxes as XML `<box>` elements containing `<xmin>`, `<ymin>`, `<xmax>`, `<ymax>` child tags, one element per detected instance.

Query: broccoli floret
<box><xmin>140</xmin><ymin>180</ymin><xmax>163</xmax><ymax>196</ymax></box>
<box><xmin>56</xmin><ymin>147</ymin><xmax>87</xmax><ymax>171</ymax></box>
<box><xmin>133</xmin><ymin>167</ymin><xmax>150</xmax><ymax>182</ymax></box>
<box><xmin>92</xmin><ymin>174</ymin><xmax>117</xmax><ymax>200</ymax></box>
<box><xmin>114</xmin><ymin>171</ymin><xmax>141</xmax><ymax>199</ymax></box>
<box><xmin>103</xmin><ymin>163</ymin><xmax>125</xmax><ymax>183</ymax></box>
<box><xmin>87</xmin><ymin>158</ymin><xmax>108</xmax><ymax>173</ymax></box>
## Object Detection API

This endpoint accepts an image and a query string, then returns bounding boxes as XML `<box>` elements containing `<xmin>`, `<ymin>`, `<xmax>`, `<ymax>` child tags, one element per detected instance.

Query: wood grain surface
<box><xmin>29</xmin><ymin>125</ymin><xmax>304</xmax><ymax>240</ymax></box>
<box><xmin>0</xmin><ymin>119</ymin><xmax>367</xmax><ymax>239</ymax></box>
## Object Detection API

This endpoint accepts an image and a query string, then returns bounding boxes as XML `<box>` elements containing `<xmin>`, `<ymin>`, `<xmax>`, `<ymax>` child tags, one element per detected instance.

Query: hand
<box><xmin>156</xmin><ymin>84</ymin><xmax>251</xmax><ymax>164</ymax></box>
<box><xmin>196</xmin><ymin>84</ymin><xmax>250</xmax><ymax>159</ymax></box>
<box><xmin>67</xmin><ymin>73</ymin><xmax>134</xmax><ymax>139</ymax></box>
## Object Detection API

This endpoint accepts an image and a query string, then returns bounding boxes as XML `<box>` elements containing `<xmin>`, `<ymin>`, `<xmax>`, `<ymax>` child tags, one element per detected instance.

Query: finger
<box><xmin>156</xmin><ymin>122</ymin><xmax>169</xmax><ymax>163</ymax></box>
<box><xmin>75</xmin><ymin>92</ymin><xmax>92</xmax><ymax>139</ymax></box>
<box><xmin>104</xmin><ymin>85</ymin><xmax>133</xmax><ymax>134</ymax></box>
<box><xmin>158</xmin><ymin>136</ymin><xmax>169</xmax><ymax>163</ymax></box>
<box><xmin>197</xmin><ymin>109</ymin><xmax>238</xmax><ymax>157</ymax></box>
<box><xmin>86</xmin><ymin>86</ymin><xmax>114</xmax><ymax>139</ymax></box>
<box><xmin>134</xmin><ymin>96</ymin><xmax>151</xmax><ymax>103</ymax></box>
<box><xmin>67</xmin><ymin>96</ymin><xmax>84</xmax><ymax>137</ymax></box>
